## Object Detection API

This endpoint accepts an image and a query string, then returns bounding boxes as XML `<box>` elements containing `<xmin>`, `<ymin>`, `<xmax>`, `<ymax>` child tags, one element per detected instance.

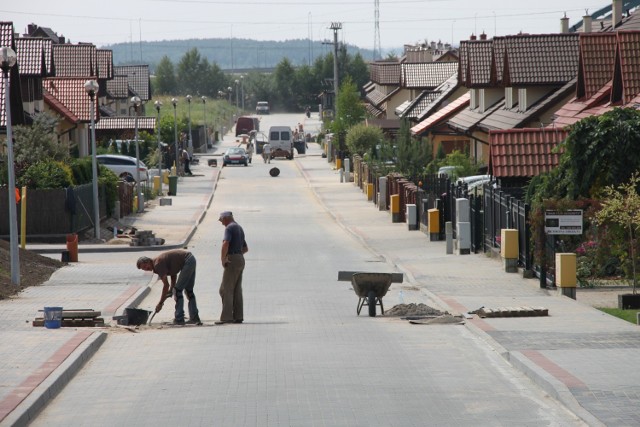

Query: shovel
<box><xmin>147</xmin><ymin>290</ymin><xmax>173</xmax><ymax>326</ymax></box>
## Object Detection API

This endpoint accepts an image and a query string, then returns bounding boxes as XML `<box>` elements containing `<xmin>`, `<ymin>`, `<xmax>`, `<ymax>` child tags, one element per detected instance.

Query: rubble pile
<box><xmin>383</xmin><ymin>303</ymin><xmax>447</xmax><ymax>317</ymax></box>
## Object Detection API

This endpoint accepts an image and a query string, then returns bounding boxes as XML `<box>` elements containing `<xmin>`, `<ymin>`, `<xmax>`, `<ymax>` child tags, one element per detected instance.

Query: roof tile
<box><xmin>16</xmin><ymin>37</ymin><xmax>53</xmax><ymax>76</ymax></box>
<box><xmin>411</xmin><ymin>92</ymin><xmax>470</xmax><ymax>135</ymax></box>
<box><xmin>52</xmin><ymin>44</ymin><xmax>97</xmax><ymax>78</ymax></box>
<box><xmin>43</xmin><ymin>77</ymin><xmax>97</xmax><ymax>123</ymax></box>
<box><xmin>401</xmin><ymin>62</ymin><xmax>458</xmax><ymax>88</ymax></box>
<box><xmin>114</xmin><ymin>65</ymin><xmax>151</xmax><ymax>101</ymax></box>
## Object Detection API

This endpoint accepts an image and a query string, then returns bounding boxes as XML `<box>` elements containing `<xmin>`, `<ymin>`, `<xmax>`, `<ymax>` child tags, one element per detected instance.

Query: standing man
<box><xmin>182</xmin><ymin>148</ymin><xmax>193</xmax><ymax>175</ymax></box>
<box><xmin>217</xmin><ymin>211</ymin><xmax>248</xmax><ymax>324</ymax></box>
<box><xmin>262</xmin><ymin>142</ymin><xmax>271</xmax><ymax>163</ymax></box>
<box><xmin>136</xmin><ymin>249</ymin><xmax>201</xmax><ymax>325</ymax></box>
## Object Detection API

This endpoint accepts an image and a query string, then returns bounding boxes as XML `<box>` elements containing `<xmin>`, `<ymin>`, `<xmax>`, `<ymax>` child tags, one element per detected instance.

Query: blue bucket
<box><xmin>44</xmin><ymin>307</ymin><xmax>63</xmax><ymax>329</ymax></box>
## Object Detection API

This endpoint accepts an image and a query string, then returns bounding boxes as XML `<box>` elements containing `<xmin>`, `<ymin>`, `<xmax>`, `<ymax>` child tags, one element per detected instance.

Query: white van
<box><xmin>268</xmin><ymin>126</ymin><xmax>294</xmax><ymax>160</ymax></box>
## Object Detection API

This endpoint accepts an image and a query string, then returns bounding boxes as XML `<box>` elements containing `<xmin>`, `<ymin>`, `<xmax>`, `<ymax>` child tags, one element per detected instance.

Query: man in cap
<box><xmin>216</xmin><ymin>211</ymin><xmax>248</xmax><ymax>324</ymax></box>
<box><xmin>136</xmin><ymin>249</ymin><xmax>201</xmax><ymax>325</ymax></box>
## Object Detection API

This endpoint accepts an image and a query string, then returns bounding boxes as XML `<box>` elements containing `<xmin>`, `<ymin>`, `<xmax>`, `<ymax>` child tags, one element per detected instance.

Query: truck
<box><xmin>268</xmin><ymin>126</ymin><xmax>294</xmax><ymax>160</ymax></box>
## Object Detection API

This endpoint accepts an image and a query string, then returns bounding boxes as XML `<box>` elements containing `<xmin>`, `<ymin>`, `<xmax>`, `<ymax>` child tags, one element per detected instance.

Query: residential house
<box><xmin>447</xmin><ymin>32</ymin><xmax>579</xmax><ymax>166</ymax></box>
<box><xmin>113</xmin><ymin>64</ymin><xmax>151</xmax><ymax>115</ymax></box>
<box><xmin>0</xmin><ymin>22</ymin><xmax>26</xmax><ymax>139</ymax></box>
<box><xmin>365</xmin><ymin>59</ymin><xmax>402</xmax><ymax>119</ymax></box>
<box><xmin>15</xmin><ymin>37</ymin><xmax>54</xmax><ymax>118</ymax></box>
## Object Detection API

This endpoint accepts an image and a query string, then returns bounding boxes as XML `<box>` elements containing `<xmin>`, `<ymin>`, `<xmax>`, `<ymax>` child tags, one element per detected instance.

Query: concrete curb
<box><xmin>1</xmin><ymin>331</ymin><xmax>107</xmax><ymax>427</ymax></box>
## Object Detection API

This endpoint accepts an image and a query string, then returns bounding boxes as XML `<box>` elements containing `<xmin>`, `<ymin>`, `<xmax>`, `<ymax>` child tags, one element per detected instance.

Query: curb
<box><xmin>1</xmin><ymin>331</ymin><xmax>107</xmax><ymax>427</ymax></box>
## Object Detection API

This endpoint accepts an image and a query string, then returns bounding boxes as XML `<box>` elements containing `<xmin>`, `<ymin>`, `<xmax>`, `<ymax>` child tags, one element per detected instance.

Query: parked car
<box><xmin>235</xmin><ymin>116</ymin><xmax>260</xmax><ymax>136</ymax></box>
<box><xmin>256</xmin><ymin>101</ymin><xmax>270</xmax><ymax>115</ymax></box>
<box><xmin>222</xmin><ymin>147</ymin><xmax>249</xmax><ymax>167</ymax></box>
<box><xmin>97</xmin><ymin>154</ymin><xmax>149</xmax><ymax>182</ymax></box>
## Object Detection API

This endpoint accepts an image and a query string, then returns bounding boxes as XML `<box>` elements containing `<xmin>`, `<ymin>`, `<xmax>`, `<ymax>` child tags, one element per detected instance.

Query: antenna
<box><xmin>374</xmin><ymin>0</ymin><xmax>381</xmax><ymax>60</ymax></box>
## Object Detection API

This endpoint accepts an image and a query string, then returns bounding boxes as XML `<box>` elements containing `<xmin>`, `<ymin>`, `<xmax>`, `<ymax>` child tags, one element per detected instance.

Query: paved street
<box><xmin>1</xmin><ymin>112</ymin><xmax>639</xmax><ymax>426</ymax></box>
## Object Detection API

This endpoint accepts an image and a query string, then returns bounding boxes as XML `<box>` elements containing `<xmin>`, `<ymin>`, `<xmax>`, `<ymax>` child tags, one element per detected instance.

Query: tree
<box><xmin>273</xmin><ymin>58</ymin><xmax>296</xmax><ymax>110</ymax></box>
<box><xmin>345</xmin><ymin>123</ymin><xmax>383</xmax><ymax>156</ymax></box>
<box><xmin>331</xmin><ymin>76</ymin><xmax>365</xmax><ymax>137</ymax></box>
<box><xmin>595</xmin><ymin>173</ymin><xmax>640</xmax><ymax>294</ymax></box>
<box><xmin>395</xmin><ymin>118</ymin><xmax>433</xmax><ymax>180</ymax></box>
<box><xmin>154</xmin><ymin>55</ymin><xmax>177</xmax><ymax>94</ymax></box>
<box><xmin>176</xmin><ymin>48</ymin><xmax>209</xmax><ymax>95</ymax></box>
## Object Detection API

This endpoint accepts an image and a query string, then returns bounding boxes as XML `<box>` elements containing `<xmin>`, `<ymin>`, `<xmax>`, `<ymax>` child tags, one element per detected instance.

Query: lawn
<box><xmin>597</xmin><ymin>307</ymin><xmax>640</xmax><ymax>324</ymax></box>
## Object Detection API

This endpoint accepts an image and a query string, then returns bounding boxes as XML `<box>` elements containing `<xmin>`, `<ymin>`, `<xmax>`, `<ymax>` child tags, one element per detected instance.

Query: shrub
<box><xmin>345</xmin><ymin>124</ymin><xmax>383</xmax><ymax>157</ymax></box>
<box><xmin>18</xmin><ymin>160</ymin><xmax>73</xmax><ymax>189</ymax></box>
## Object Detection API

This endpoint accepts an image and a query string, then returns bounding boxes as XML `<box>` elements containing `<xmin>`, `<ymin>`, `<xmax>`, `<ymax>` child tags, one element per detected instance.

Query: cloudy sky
<box><xmin>4</xmin><ymin>1</ymin><xmax>607</xmax><ymax>50</ymax></box>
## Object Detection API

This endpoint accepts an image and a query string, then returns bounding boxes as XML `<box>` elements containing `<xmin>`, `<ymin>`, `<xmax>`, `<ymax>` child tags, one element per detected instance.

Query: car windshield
<box><xmin>227</xmin><ymin>148</ymin><xmax>246</xmax><ymax>155</ymax></box>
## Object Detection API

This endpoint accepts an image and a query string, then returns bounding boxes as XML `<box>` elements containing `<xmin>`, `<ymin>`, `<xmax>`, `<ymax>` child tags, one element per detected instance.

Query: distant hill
<box><xmin>104</xmin><ymin>38</ymin><xmax>376</xmax><ymax>72</ymax></box>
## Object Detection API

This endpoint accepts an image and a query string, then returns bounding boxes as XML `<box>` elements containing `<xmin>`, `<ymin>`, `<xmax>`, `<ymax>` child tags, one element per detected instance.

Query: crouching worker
<box><xmin>136</xmin><ymin>249</ymin><xmax>202</xmax><ymax>325</ymax></box>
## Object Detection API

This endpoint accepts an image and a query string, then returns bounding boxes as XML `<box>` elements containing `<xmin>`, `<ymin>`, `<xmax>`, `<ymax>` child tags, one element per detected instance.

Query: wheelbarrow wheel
<box><xmin>367</xmin><ymin>290</ymin><xmax>377</xmax><ymax>317</ymax></box>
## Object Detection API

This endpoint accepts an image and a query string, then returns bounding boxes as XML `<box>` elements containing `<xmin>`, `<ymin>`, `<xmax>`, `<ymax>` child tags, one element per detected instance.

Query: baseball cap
<box><xmin>218</xmin><ymin>211</ymin><xmax>233</xmax><ymax>220</ymax></box>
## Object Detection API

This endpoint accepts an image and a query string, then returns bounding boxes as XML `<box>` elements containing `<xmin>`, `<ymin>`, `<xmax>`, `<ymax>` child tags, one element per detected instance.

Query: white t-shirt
<box><xmin>263</xmin><ymin>143</ymin><xmax>271</xmax><ymax>154</ymax></box>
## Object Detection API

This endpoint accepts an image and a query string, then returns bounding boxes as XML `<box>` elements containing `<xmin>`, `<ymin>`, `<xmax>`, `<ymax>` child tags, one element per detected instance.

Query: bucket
<box><xmin>44</xmin><ymin>306</ymin><xmax>63</xmax><ymax>329</ymax></box>
<box><xmin>124</xmin><ymin>308</ymin><xmax>151</xmax><ymax>325</ymax></box>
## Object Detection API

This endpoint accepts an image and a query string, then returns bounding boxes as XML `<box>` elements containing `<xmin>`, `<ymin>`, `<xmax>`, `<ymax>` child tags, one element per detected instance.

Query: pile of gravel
<box><xmin>383</xmin><ymin>303</ymin><xmax>447</xmax><ymax>317</ymax></box>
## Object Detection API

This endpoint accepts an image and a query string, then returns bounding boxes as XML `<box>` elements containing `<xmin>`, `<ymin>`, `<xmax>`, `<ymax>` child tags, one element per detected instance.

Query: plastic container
<box><xmin>44</xmin><ymin>306</ymin><xmax>63</xmax><ymax>329</ymax></box>
<box><xmin>66</xmin><ymin>233</ymin><xmax>78</xmax><ymax>262</ymax></box>
<box><xmin>168</xmin><ymin>176</ymin><xmax>178</xmax><ymax>196</ymax></box>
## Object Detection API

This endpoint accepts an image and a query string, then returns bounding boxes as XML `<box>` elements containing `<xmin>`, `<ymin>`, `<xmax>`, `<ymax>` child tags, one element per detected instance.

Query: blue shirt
<box><xmin>223</xmin><ymin>222</ymin><xmax>246</xmax><ymax>254</ymax></box>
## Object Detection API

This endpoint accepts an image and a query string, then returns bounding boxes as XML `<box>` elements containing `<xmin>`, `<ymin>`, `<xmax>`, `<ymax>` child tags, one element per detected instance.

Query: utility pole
<box><xmin>374</xmin><ymin>0</ymin><xmax>381</xmax><ymax>60</ymax></box>
<box><xmin>329</xmin><ymin>22</ymin><xmax>341</xmax><ymax>117</ymax></box>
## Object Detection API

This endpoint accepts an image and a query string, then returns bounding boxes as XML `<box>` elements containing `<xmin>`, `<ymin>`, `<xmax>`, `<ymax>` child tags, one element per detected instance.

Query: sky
<box><xmin>3</xmin><ymin>1</ymin><xmax>609</xmax><ymax>51</ymax></box>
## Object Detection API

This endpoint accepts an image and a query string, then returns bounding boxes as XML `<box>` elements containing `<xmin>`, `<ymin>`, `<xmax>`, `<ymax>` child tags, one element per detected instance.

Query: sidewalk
<box><xmin>1</xmin><ymin>136</ymin><xmax>639</xmax><ymax>426</ymax></box>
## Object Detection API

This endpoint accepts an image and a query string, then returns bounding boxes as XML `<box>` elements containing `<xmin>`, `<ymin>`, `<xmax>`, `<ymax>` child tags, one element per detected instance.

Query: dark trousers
<box><xmin>219</xmin><ymin>254</ymin><xmax>245</xmax><ymax>322</ymax></box>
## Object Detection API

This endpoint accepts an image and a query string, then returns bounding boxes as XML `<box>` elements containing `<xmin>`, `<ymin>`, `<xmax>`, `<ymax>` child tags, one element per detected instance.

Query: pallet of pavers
<box><xmin>33</xmin><ymin>309</ymin><xmax>105</xmax><ymax>327</ymax></box>
<box><xmin>477</xmin><ymin>306</ymin><xmax>548</xmax><ymax>318</ymax></box>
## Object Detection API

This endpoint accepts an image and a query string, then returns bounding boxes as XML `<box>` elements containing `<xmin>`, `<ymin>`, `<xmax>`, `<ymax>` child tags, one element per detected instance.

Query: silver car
<box><xmin>97</xmin><ymin>154</ymin><xmax>149</xmax><ymax>182</ymax></box>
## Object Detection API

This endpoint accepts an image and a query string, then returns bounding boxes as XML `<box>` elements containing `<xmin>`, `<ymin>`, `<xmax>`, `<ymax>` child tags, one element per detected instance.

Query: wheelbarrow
<box><xmin>351</xmin><ymin>272</ymin><xmax>393</xmax><ymax>317</ymax></box>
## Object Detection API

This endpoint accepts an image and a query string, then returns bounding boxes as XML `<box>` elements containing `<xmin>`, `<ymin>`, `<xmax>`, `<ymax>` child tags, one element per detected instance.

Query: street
<box><xmin>29</xmin><ymin>113</ymin><xmax>583</xmax><ymax>426</ymax></box>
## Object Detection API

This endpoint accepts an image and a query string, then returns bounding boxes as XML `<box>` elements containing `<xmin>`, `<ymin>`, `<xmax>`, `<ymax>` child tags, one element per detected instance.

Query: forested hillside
<box><xmin>105</xmin><ymin>38</ymin><xmax>375</xmax><ymax>71</ymax></box>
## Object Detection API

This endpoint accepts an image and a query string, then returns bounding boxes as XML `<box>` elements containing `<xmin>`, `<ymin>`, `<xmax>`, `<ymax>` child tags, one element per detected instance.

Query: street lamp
<box><xmin>227</xmin><ymin>86</ymin><xmax>232</xmax><ymax>103</ymax></box>
<box><xmin>1</xmin><ymin>47</ymin><xmax>19</xmax><ymax>285</ymax></box>
<box><xmin>185</xmin><ymin>94</ymin><xmax>192</xmax><ymax>155</ymax></box>
<box><xmin>234</xmin><ymin>79</ymin><xmax>239</xmax><ymax>110</ymax></box>
<box><xmin>154</xmin><ymin>100</ymin><xmax>162</xmax><ymax>194</ymax></box>
<box><xmin>240</xmin><ymin>75</ymin><xmax>245</xmax><ymax>111</ymax></box>
<box><xmin>201</xmin><ymin>96</ymin><xmax>207</xmax><ymax>149</ymax></box>
<box><xmin>131</xmin><ymin>96</ymin><xmax>144</xmax><ymax>213</ymax></box>
<box><xmin>84</xmin><ymin>79</ymin><xmax>100</xmax><ymax>239</ymax></box>
<box><xmin>171</xmin><ymin>98</ymin><xmax>179</xmax><ymax>175</ymax></box>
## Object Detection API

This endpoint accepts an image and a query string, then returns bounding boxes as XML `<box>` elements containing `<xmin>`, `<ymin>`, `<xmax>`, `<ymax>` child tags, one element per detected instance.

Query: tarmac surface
<box><xmin>1</xmin><ymin>116</ymin><xmax>639</xmax><ymax>426</ymax></box>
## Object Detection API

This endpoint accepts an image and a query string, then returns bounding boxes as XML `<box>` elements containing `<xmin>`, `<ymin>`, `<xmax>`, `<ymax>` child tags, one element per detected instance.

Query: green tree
<box><xmin>176</xmin><ymin>48</ymin><xmax>209</xmax><ymax>95</ymax></box>
<box><xmin>331</xmin><ymin>76</ymin><xmax>365</xmax><ymax>137</ymax></box>
<box><xmin>345</xmin><ymin>123</ymin><xmax>383</xmax><ymax>156</ymax></box>
<box><xmin>395</xmin><ymin>118</ymin><xmax>433</xmax><ymax>180</ymax></box>
<box><xmin>595</xmin><ymin>172</ymin><xmax>640</xmax><ymax>293</ymax></box>
<box><xmin>154</xmin><ymin>55</ymin><xmax>177</xmax><ymax>94</ymax></box>
<box><xmin>273</xmin><ymin>58</ymin><xmax>296</xmax><ymax>110</ymax></box>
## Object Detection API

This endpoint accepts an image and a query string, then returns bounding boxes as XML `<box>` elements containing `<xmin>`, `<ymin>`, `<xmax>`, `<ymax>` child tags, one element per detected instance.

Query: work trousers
<box><xmin>219</xmin><ymin>254</ymin><xmax>245</xmax><ymax>322</ymax></box>
<box><xmin>174</xmin><ymin>253</ymin><xmax>199</xmax><ymax>321</ymax></box>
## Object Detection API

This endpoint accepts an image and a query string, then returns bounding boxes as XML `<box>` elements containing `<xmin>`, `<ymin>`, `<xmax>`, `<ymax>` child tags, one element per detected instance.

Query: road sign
<box><xmin>544</xmin><ymin>210</ymin><xmax>583</xmax><ymax>235</ymax></box>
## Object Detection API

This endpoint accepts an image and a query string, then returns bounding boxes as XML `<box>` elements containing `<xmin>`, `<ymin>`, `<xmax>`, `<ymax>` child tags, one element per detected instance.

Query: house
<box><xmin>15</xmin><ymin>37</ymin><xmax>54</xmax><ymax>119</ymax></box>
<box><xmin>364</xmin><ymin>60</ymin><xmax>402</xmax><ymax>119</ymax></box>
<box><xmin>446</xmin><ymin>32</ymin><xmax>579</xmax><ymax>166</ymax></box>
<box><xmin>113</xmin><ymin>64</ymin><xmax>151</xmax><ymax>116</ymax></box>
<box><xmin>0</xmin><ymin>22</ymin><xmax>26</xmax><ymax>138</ymax></box>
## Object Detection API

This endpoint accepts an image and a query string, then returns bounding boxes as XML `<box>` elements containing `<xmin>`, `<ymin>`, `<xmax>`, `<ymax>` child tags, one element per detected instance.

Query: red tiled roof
<box><xmin>369</xmin><ymin>62</ymin><xmax>401</xmax><ymax>85</ymax></box>
<box><xmin>95</xmin><ymin>116</ymin><xmax>156</xmax><ymax>130</ymax></box>
<box><xmin>401</xmin><ymin>62</ymin><xmax>458</xmax><ymax>88</ymax></box>
<box><xmin>551</xmin><ymin>81</ymin><xmax>614</xmax><ymax>128</ymax></box>
<box><xmin>576</xmin><ymin>33</ymin><xmax>617</xmax><ymax>99</ymax></box>
<box><xmin>43</xmin><ymin>77</ymin><xmax>98</xmax><ymax>123</ymax></box>
<box><xmin>411</xmin><ymin>92</ymin><xmax>470</xmax><ymax>135</ymax></box>
<box><xmin>114</xmin><ymin>65</ymin><xmax>151</xmax><ymax>101</ymax></box>
<box><xmin>503</xmin><ymin>34</ymin><xmax>579</xmax><ymax>86</ymax></box>
<box><xmin>97</xmin><ymin>49</ymin><xmax>113</xmax><ymax>80</ymax></box>
<box><xmin>106</xmin><ymin>75</ymin><xmax>129</xmax><ymax>99</ymax></box>
<box><xmin>490</xmin><ymin>128</ymin><xmax>569</xmax><ymax>178</ymax></box>
<box><xmin>52</xmin><ymin>44</ymin><xmax>97</xmax><ymax>77</ymax></box>
<box><xmin>616</xmin><ymin>31</ymin><xmax>640</xmax><ymax>104</ymax></box>
<box><xmin>16</xmin><ymin>37</ymin><xmax>53</xmax><ymax>76</ymax></box>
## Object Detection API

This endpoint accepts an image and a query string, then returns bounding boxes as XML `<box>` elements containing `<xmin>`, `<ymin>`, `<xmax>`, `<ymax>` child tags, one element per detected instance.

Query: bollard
<box><xmin>66</xmin><ymin>234</ymin><xmax>78</xmax><ymax>262</ymax></box>
<box><xmin>367</xmin><ymin>183</ymin><xmax>374</xmax><ymax>201</ymax></box>
<box><xmin>445</xmin><ymin>221</ymin><xmax>453</xmax><ymax>254</ymax></box>
<box><xmin>428</xmin><ymin>209</ymin><xmax>440</xmax><ymax>241</ymax></box>
<box><xmin>336</xmin><ymin>158</ymin><xmax>342</xmax><ymax>171</ymax></box>
<box><xmin>379</xmin><ymin>177</ymin><xmax>387</xmax><ymax>211</ymax></box>
<box><xmin>344</xmin><ymin>158</ymin><xmax>351</xmax><ymax>182</ymax></box>
<box><xmin>501</xmin><ymin>229</ymin><xmax>519</xmax><ymax>273</ymax></box>
<box><xmin>390</xmin><ymin>194</ymin><xmax>400</xmax><ymax>222</ymax></box>
<box><xmin>339</xmin><ymin>168</ymin><xmax>344</xmax><ymax>183</ymax></box>
<box><xmin>133</xmin><ymin>195</ymin><xmax>138</xmax><ymax>212</ymax></box>
<box><xmin>406</xmin><ymin>204</ymin><xmax>417</xmax><ymax>230</ymax></box>
<box><xmin>153</xmin><ymin>176</ymin><xmax>161</xmax><ymax>194</ymax></box>
<box><xmin>162</xmin><ymin>170</ymin><xmax>169</xmax><ymax>185</ymax></box>
<box><xmin>556</xmin><ymin>253</ymin><xmax>577</xmax><ymax>299</ymax></box>
<box><xmin>457</xmin><ymin>222</ymin><xmax>471</xmax><ymax>254</ymax></box>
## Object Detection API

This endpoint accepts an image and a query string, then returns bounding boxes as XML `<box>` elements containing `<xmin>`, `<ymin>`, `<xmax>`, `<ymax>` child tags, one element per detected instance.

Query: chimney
<box><xmin>480</xmin><ymin>32</ymin><xmax>487</xmax><ymax>40</ymax></box>
<box><xmin>583</xmin><ymin>15</ymin><xmax>592</xmax><ymax>33</ymax></box>
<box><xmin>561</xmin><ymin>13</ymin><xmax>569</xmax><ymax>33</ymax></box>
<box><xmin>59</xmin><ymin>35</ymin><xmax>66</xmax><ymax>44</ymax></box>
<box><xmin>612</xmin><ymin>0</ymin><xmax>622</xmax><ymax>28</ymax></box>
<box><xmin>27</xmin><ymin>23</ymin><xmax>37</xmax><ymax>35</ymax></box>
<box><xmin>470</xmin><ymin>34</ymin><xmax>477</xmax><ymax>41</ymax></box>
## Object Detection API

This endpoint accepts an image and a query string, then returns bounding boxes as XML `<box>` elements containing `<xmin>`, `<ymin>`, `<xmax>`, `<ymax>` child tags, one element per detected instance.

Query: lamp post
<box><xmin>172</xmin><ymin>98</ymin><xmax>179</xmax><ymax>175</ymax></box>
<box><xmin>201</xmin><ymin>96</ymin><xmax>207</xmax><ymax>149</ymax></box>
<box><xmin>131</xmin><ymin>96</ymin><xmax>143</xmax><ymax>213</ymax></box>
<box><xmin>240</xmin><ymin>75</ymin><xmax>244</xmax><ymax>111</ymax></box>
<box><xmin>227</xmin><ymin>87</ymin><xmax>232</xmax><ymax>103</ymax></box>
<box><xmin>234</xmin><ymin>79</ymin><xmax>239</xmax><ymax>111</ymax></box>
<box><xmin>154</xmin><ymin>100</ymin><xmax>162</xmax><ymax>194</ymax></box>
<box><xmin>186</xmin><ymin>94</ymin><xmax>193</xmax><ymax>155</ymax></box>
<box><xmin>84</xmin><ymin>79</ymin><xmax>100</xmax><ymax>239</ymax></box>
<box><xmin>1</xmin><ymin>47</ymin><xmax>19</xmax><ymax>286</ymax></box>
